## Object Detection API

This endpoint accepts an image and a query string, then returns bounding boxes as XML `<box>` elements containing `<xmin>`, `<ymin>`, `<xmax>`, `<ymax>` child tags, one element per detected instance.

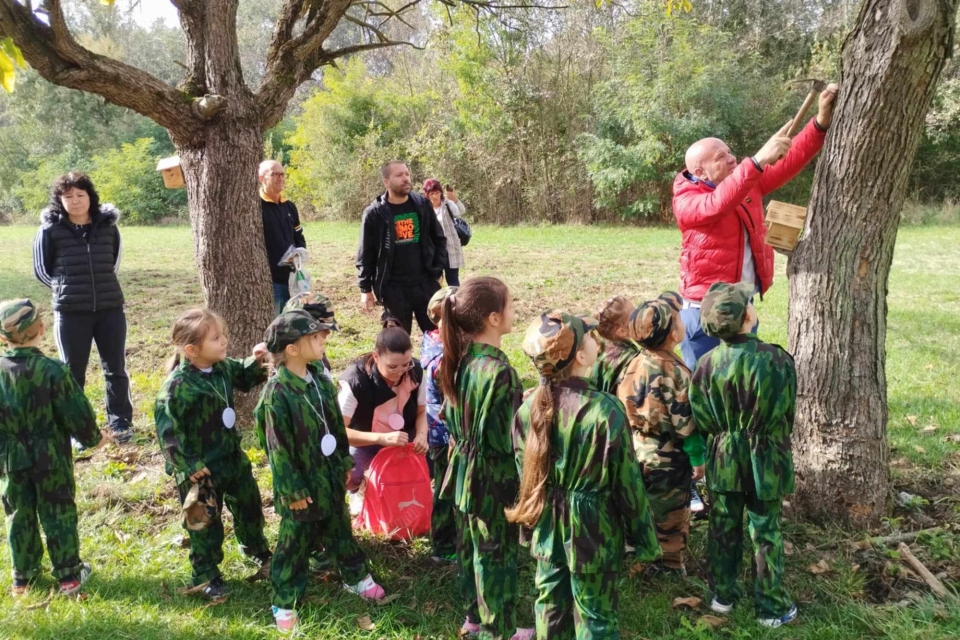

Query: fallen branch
<box><xmin>898</xmin><ymin>542</ymin><xmax>957</xmax><ymax>602</ymax></box>
<box><xmin>818</xmin><ymin>527</ymin><xmax>943</xmax><ymax>550</ymax></box>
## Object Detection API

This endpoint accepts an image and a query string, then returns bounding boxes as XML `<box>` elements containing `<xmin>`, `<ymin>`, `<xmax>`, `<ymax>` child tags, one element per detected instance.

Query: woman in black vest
<box><xmin>338</xmin><ymin>322</ymin><xmax>429</xmax><ymax>513</ymax></box>
<box><xmin>32</xmin><ymin>172</ymin><xmax>133</xmax><ymax>443</ymax></box>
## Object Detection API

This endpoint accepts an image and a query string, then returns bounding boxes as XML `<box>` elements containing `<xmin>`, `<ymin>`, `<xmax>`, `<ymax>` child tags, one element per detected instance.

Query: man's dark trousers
<box><xmin>380</xmin><ymin>277</ymin><xmax>441</xmax><ymax>335</ymax></box>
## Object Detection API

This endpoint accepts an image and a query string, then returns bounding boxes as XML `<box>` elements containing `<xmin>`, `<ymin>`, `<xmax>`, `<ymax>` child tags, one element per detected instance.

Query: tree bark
<box><xmin>787</xmin><ymin>0</ymin><xmax>957</xmax><ymax>528</ymax></box>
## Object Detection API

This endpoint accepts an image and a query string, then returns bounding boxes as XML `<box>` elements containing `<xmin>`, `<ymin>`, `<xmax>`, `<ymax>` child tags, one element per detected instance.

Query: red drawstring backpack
<box><xmin>358</xmin><ymin>444</ymin><xmax>432</xmax><ymax>540</ymax></box>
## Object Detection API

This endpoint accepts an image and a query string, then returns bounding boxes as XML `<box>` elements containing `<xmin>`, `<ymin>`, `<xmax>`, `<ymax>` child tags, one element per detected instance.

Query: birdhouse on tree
<box><xmin>156</xmin><ymin>156</ymin><xmax>185</xmax><ymax>189</ymax></box>
<box><xmin>764</xmin><ymin>200</ymin><xmax>807</xmax><ymax>251</ymax></box>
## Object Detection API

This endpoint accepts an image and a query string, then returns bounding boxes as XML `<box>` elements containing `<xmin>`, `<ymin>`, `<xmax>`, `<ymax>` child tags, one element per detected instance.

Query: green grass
<box><xmin>0</xmin><ymin>221</ymin><xmax>958</xmax><ymax>639</ymax></box>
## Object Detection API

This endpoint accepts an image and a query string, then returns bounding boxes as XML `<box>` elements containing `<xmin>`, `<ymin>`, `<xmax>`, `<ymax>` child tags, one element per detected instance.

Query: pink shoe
<box><xmin>460</xmin><ymin>619</ymin><xmax>481</xmax><ymax>637</ymax></box>
<box><xmin>273</xmin><ymin>607</ymin><xmax>298</xmax><ymax>634</ymax></box>
<box><xmin>510</xmin><ymin>628</ymin><xmax>536</xmax><ymax>640</ymax></box>
<box><xmin>343</xmin><ymin>573</ymin><xmax>385</xmax><ymax>601</ymax></box>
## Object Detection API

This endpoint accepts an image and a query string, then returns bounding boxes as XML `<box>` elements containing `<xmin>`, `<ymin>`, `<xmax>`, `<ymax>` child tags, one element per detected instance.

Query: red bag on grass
<box><xmin>358</xmin><ymin>444</ymin><xmax>432</xmax><ymax>540</ymax></box>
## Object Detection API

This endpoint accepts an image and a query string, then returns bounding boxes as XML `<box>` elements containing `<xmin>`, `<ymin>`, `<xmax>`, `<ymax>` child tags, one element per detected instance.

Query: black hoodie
<box><xmin>33</xmin><ymin>204</ymin><xmax>124</xmax><ymax>313</ymax></box>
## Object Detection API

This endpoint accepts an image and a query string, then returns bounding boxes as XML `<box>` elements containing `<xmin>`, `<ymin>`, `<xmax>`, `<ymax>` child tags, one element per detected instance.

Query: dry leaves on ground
<box><xmin>807</xmin><ymin>559</ymin><xmax>832</xmax><ymax>575</ymax></box>
<box><xmin>915</xmin><ymin>446</ymin><xmax>927</xmax><ymax>454</ymax></box>
<box><xmin>698</xmin><ymin>615</ymin><xmax>726</xmax><ymax>630</ymax></box>
<box><xmin>357</xmin><ymin>614</ymin><xmax>376</xmax><ymax>631</ymax></box>
<box><xmin>907</xmin><ymin>416</ymin><xmax>919</xmax><ymax>426</ymax></box>
<box><xmin>920</xmin><ymin>426</ymin><xmax>939</xmax><ymax>435</ymax></box>
<box><xmin>176</xmin><ymin>582</ymin><xmax>209</xmax><ymax>596</ymax></box>
<box><xmin>375</xmin><ymin>593</ymin><xmax>402</xmax><ymax>606</ymax></box>
<box><xmin>672</xmin><ymin>596</ymin><xmax>702</xmax><ymax>609</ymax></box>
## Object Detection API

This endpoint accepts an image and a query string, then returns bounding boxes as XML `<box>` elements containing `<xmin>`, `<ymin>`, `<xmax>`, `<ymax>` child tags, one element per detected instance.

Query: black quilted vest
<box><xmin>41</xmin><ymin>206</ymin><xmax>124</xmax><ymax>313</ymax></box>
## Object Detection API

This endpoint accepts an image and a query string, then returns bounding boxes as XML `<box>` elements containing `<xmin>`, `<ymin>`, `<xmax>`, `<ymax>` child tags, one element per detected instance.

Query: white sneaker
<box><xmin>690</xmin><ymin>485</ymin><xmax>705</xmax><ymax>512</ymax></box>
<box><xmin>273</xmin><ymin>606</ymin><xmax>298</xmax><ymax>634</ymax></box>
<box><xmin>343</xmin><ymin>573</ymin><xmax>385</xmax><ymax>601</ymax></box>
<box><xmin>710</xmin><ymin>596</ymin><xmax>733</xmax><ymax>614</ymax></box>
<box><xmin>758</xmin><ymin>604</ymin><xmax>798</xmax><ymax>628</ymax></box>
<box><xmin>349</xmin><ymin>481</ymin><xmax>366</xmax><ymax>517</ymax></box>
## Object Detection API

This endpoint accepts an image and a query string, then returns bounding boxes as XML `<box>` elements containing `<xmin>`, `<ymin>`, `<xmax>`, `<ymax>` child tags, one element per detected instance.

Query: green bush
<box><xmin>90</xmin><ymin>137</ymin><xmax>187</xmax><ymax>224</ymax></box>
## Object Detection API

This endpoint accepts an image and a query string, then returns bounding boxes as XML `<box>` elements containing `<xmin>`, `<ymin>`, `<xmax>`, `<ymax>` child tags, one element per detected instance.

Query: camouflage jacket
<box><xmin>0</xmin><ymin>347</ymin><xmax>100</xmax><ymax>474</ymax></box>
<box><xmin>443</xmin><ymin>342</ymin><xmax>522</xmax><ymax>521</ymax></box>
<box><xmin>513</xmin><ymin>378</ymin><xmax>661</xmax><ymax>573</ymax></box>
<box><xmin>617</xmin><ymin>347</ymin><xmax>706</xmax><ymax>469</ymax></box>
<box><xmin>690</xmin><ymin>335</ymin><xmax>797</xmax><ymax>499</ymax></box>
<box><xmin>590</xmin><ymin>339</ymin><xmax>640</xmax><ymax>395</ymax></box>
<box><xmin>254</xmin><ymin>364</ymin><xmax>354</xmax><ymax>521</ymax></box>
<box><xmin>154</xmin><ymin>356</ymin><xmax>267</xmax><ymax>484</ymax></box>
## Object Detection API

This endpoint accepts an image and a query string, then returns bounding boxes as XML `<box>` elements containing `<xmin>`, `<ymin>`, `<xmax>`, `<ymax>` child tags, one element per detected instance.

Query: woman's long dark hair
<box><xmin>438</xmin><ymin>277</ymin><xmax>510</xmax><ymax>403</ymax></box>
<box><xmin>362</xmin><ymin>319</ymin><xmax>413</xmax><ymax>378</ymax></box>
<box><xmin>48</xmin><ymin>172</ymin><xmax>102</xmax><ymax>220</ymax></box>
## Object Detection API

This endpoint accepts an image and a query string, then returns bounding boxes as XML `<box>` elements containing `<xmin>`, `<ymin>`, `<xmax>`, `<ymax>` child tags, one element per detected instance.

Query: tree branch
<box><xmin>0</xmin><ymin>0</ymin><xmax>197</xmax><ymax>134</ymax></box>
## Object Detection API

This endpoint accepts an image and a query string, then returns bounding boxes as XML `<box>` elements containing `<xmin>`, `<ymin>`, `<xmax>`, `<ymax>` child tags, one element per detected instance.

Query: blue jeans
<box><xmin>680</xmin><ymin>306</ymin><xmax>759</xmax><ymax>370</ymax></box>
<box><xmin>347</xmin><ymin>444</ymin><xmax>383</xmax><ymax>492</ymax></box>
<box><xmin>272</xmin><ymin>283</ymin><xmax>290</xmax><ymax>317</ymax></box>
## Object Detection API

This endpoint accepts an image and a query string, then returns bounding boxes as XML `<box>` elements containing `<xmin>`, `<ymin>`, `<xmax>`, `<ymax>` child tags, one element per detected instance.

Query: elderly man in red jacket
<box><xmin>673</xmin><ymin>83</ymin><xmax>838</xmax><ymax>368</ymax></box>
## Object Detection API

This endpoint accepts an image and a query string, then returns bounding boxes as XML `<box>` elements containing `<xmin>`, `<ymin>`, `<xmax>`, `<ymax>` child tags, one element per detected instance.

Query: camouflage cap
<box><xmin>0</xmin><ymin>298</ymin><xmax>42</xmax><ymax>344</ymax></box>
<box><xmin>628</xmin><ymin>299</ymin><xmax>676</xmax><ymax>349</ymax></box>
<box><xmin>264</xmin><ymin>309</ymin><xmax>325</xmax><ymax>353</ymax></box>
<box><xmin>657</xmin><ymin>290</ymin><xmax>683</xmax><ymax>313</ymax></box>
<box><xmin>700</xmin><ymin>281</ymin><xmax>754</xmax><ymax>340</ymax></box>
<box><xmin>522</xmin><ymin>310</ymin><xmax>599</xmax><ymax>379</ymax></box>
<box><xmin>427</xmin><ymin>285</ymin><xmax>459</xmax><ymax>325</ymax></box>
<box><xmin>284</xmin><ymin>291</ymin><xmax>338</xmax><ymax>331</ymax></box>
<box><xmin>183</xmin><ymin>477</ymin><xmax>218</xmax><ymax>532</ymax></box>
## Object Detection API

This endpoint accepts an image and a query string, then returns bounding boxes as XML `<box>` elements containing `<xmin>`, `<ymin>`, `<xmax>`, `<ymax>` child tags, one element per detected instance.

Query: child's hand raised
<box><xmin>288</xmin><ymin>496</ymin><xmax>313</xmax><ymax>511</ymax></box>
<box><xmin>252</xmin><ymin>342</ymin><xmax>268</xmax><ymax>363</ymax></box>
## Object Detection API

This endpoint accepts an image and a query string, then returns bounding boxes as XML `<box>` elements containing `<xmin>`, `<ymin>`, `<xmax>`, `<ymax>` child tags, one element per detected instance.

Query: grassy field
<box><xmin>0</xmin><ymin>221</ymin><xmax>958</xmax><ymax>639</ymax></box>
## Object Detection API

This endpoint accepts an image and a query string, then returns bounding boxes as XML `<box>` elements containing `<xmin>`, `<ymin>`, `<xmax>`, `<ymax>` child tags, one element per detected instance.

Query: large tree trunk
<box><xmin>787</xmin><ymin>0</ymin><xmax>957</xmax><ymax>528</ymax></box>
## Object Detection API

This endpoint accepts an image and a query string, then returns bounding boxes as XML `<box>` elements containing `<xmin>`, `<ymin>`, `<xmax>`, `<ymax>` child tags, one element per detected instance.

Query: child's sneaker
<box><xmin>349</xmin><ymin>482</ymin><xmax>366</xmax><ymax>517</ymax></box>
<box><xmin>59</xmin><ymin>562</ymin><xmax>93</xmax><ymax>595</ymax></box>
<box><xmin>758</xmin><ymin>604</ymin><xmax>798</xmax><ymax>628</ymax></box>
<box><xmin>111</xmin><ymin>425</ymin><xmax>134</xmax><ymax>444</ymax></box>
<box><xmin>273</xmin><ymin>606</ymin><xmax>298</xmax><ymax>635</ymax></box>
<box><xmin>690</xmin><ymin>485</ymin><xmax>705</xmax><ymax>512</ymax></box>
<box><xmin>510</xmin><ymin>629</ymin><xmax>535</xmax><ymax>640</ymax></box>
<box><xmin>11</xmin><ymin>578</ymin><xmax>31</xmax><ymax>597</ymax></box>
<box><xmin>460</xmin><ymin>619</ymin><xmax>481</xmax><ymax>637</ymax></box>
<box><xmin>710</xmin><ymin>595</ymin><xmax>733</xmax><ymax>614</ymax></box>
<box><xmin>202</xmin><ymin>576</ymin><xmax>230</xmax><ymax>599</ymax></box>
<box><xmin>431</xmin><ymin>552</ymin><xmax>457</xmax><ymax>565</ymax></box>
<box><xmin>343</xmin><ymin>573</ymin><xmax>385</xmax><ymax>601</ymax></box>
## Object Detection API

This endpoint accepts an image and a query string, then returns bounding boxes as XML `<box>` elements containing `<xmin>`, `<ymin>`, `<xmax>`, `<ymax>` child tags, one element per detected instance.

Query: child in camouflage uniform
<box><xmin>421</xmin><ymin>285</ymin><xmax>459</xmax><ymax>562</ymax></box>
<box><xmin>0</xmin><ymin>299</ymin><xmax>106</xmax><ymax>596</ymax></box>
<box><xmin>438</xmin><ymin>277</ymin><xmax>533</xmax><ymax>640</ymax></box>
<box><xmin>617</xmin><ymin>292</ymin><xmax>705</xmax><ymax>574</ymax></box>
<box><xmin>256</xmin><ymin>310</ymin><xmax>385</xmax><ymax>634</ymax></box>
<box><xmin>690</xmin><ymin>282</ymin><xmax>798</xmax><ymax>628</ymax></box>
<box><xmin>510</xmin><ymin>311</ymin><xmax>661</xmax><ymax>640</ymax></box>
<box><xmin>154</xmin><ymin>308</ymin><xmax>273</xmax><ymax>599</ymax></box>
<box><xmin>590</xmin><ymin>295</ymin><xmax>638</xmax><ymax>394</ymax></box>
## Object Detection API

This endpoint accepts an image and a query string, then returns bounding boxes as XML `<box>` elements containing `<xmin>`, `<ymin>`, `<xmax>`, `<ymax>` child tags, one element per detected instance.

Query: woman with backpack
<box><xmin>423</xmin><ymin>179</ymin><xmax>465</xmax><ymax>286</ymax></box>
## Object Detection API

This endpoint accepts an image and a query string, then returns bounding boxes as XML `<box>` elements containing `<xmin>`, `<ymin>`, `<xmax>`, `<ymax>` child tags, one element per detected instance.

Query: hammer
<box><xmin>787</xmin><ymin>78</ymin><xmax>827</xmax><ymax>137</ymax></box>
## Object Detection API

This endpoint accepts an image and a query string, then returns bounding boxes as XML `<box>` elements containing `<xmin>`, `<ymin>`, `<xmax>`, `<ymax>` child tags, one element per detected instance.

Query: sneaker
<box><xmin>349</xmin><ymin>481</ymin><xmax>366</xmax><ymax>517</ymax></box>
<box><xmin>11</xmin><ymin>578</ymin><xmax>30</xmax><ymax>597</ymax></box>
<box><xmin>758</xmin><ymin>604</ymin><xmax>798</xmax><ymax>628</ymax></box>
<box><xmin>460</xmin><ymin>619</ymin><xmax>481</xmax><ymax>637</ymax></box>
<box><xmin>710</xmin><ymin>595</ymin><xmax>733</xmax><ymax>614</ymax></box>
<box><xmin>690</xmin><ymin>485</ymin><xmax>705</xmax><ymax>512</ymax></box>
<box><xmin>273</xmin><ymin>606</ymin><xmax>298</xmax><ymax>634</ymax></box>
<box><xmin>202</xmin><ymin>576</ymin><xmax>230</xmax><ymax>599</ymax></box>
<box><xmin>431</xmin><ymin>553</ymin><xmax>457</xmax><ymax>565</ymax></box>
<box><xmin>60</xmin><ymin>562</ymin><xmax>93</xmax><ymax>595</ymax></box>
<box><xmin>646</xmin><ymin>559</ymin><xmax>686</xmax><ymax>576</ymax></box>
<box><xmin>510</xmin><ymin>629</ymin><xmax>535</xmax><ymax>640</ymax></box>
<box><xmin>112</xmin><ymin>426</ymin><xmax>134</xmax><ymax>444</ymax></box>
<box><xmin>343</xmin><ymin>573</ymin><xmax>385</xmax><ymax>601</ymax></box>
<box><xmin>309</xmin><ymin>548</ymin><xmax>333</xmax><ymax>572</ymax></box>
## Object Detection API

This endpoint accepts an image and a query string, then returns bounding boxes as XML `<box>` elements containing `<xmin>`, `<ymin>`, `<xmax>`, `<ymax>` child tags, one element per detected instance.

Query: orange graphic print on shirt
<box><xmin>394</xmin><ymin>212</ymin><xmax>420</xmax><ymax>244</ymax></box>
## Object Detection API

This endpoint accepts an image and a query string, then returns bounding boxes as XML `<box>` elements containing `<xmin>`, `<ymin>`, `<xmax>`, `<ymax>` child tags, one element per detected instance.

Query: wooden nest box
<box><xmin>156</xmin><ymin>156</ymin><xmax>185</xmax><ymax>189</ymax></box>
<box><xmin>764</xmin><ymin>200</ymin><xmax>807</xmax><ymax>251</ymax></box>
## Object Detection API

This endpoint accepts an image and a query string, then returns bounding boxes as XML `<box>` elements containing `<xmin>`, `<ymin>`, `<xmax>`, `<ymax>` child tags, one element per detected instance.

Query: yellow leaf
<box><xmin>100</xmin><ymin>0</ymin><xmax>116</xmax><ymax>5</ymax></box>
<box><xmin>0</xmin><ymin>51</ymin><xmax>15</xmax><ymax>93</ymax></box>
<box><xmin>683</xmin><ymin>0</ymin><xmax>692</xmax><ymax>11</ymax></box>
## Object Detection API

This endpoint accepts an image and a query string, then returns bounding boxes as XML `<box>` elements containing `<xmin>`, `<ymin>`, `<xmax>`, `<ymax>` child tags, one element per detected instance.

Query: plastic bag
<box><xmin>358</xmin><ymin>444</ymin><xmax>432</xmax><ymax>540</ymax></box>
<box><xmin>279</xmin><ymin>247</ymin><xmax>311</xmax><ymax>298</ymax></box>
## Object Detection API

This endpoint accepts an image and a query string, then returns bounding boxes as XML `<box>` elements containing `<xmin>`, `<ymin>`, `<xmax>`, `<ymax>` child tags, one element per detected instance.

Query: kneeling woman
<box><xmin>509</xmin><ymin>311</ymin><xmax>662</xmax><ymax>640</ymax></box>
<box><xmin>338</xmin><ymin>321</ymin><xmax>429</xmax><ymax>510</ymax></box>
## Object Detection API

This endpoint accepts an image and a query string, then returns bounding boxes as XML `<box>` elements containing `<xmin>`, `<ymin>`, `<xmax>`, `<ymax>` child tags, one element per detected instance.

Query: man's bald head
<box><xmin>684</xmin><ymin>137</ymin><xmax>737</xmax><ymax>185</ymax></box>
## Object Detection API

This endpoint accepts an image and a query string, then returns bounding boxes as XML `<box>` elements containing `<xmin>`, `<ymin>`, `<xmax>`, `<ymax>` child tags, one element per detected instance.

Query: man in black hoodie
<box><xmin>357</xmin><ymin>161</ymin><xmax>448</xmax><ymax>335</ymax></box>
<box><xmin>259</xmin><ymin>160</ymin><xmax>306</xmax><ymax>316</ymax></box>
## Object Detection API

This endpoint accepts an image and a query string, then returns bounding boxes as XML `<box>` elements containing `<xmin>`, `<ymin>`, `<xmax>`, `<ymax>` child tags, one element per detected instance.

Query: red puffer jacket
<box><xmin>672</xmin><ymin>118</ymin><xmax>827</xmax><ymax>301</ymax></box>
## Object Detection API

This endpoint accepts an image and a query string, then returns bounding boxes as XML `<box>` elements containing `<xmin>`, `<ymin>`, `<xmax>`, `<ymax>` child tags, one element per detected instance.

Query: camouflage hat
<box><xmin>657</xmin><ymin>290</ymin><xmax>683</xmax><ymax>313</ymax></box>
<box><xmin>628</xmin><ymin>299</ymin><xmax>676</xmax><ymax>349</ymax></box>
<box><xmin>522</xmin><ymin>310</ymin><xmax>599</xmax><ymax>379</ymax></box>
<box><xmin>427</xmin><ymin>286</ymin><xmax>459</xmax><ymax>325</ymax></box>
<box><xmin>0</xmin><ymin>298</ymin><xmax>42</xmax><ymax>344</ymax></box>
<box><xmin>284</xmin><ymin>291</ymin><xmax>338</xmax><ymax>331</ymax></box>
<box><xmin>183</xmin><ymin>477</ymin><xmax>218</xmax><ymax>532</ymax></box>
<box><xmin>264</xmin><ymin>309</ymin><xmax>325</xmax><ymax>353</ymax></box>
<box><xmin>700</xmin><ymin>281</ymin><xmax>754</xmax><ymax>340</ymax></box>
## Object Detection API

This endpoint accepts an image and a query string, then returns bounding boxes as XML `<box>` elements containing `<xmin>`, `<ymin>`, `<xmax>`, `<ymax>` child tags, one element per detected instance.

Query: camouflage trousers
<box><xmin>457</xmin><ymin>510</ymin><xmax>521</xmax><ymax>640</ymax></box>
<box><xmin>642</xmin><ymin>463</ymin><xmax>691</xmax><ymax>570</ymax></box>
<box><xmin>0</xmin><ymin>465</ymin><xmax>84</xmax><ymax>581</ymax></box>
<box><xmin>708</xmin><ymin>491</ymin><xmax>791</xmax><ymax>618</ymax></box>
<box><xmin>534</xmin><ymin>560</ymin><xmax>620</xmax><ymax>640</ymax></box>
<box><xmin>175</xmin><ymin>454</ymin><xmax>270</xmax><ymax>585</ymax></box>
<box><xmin>271</xmin><ymin>502</ymin><xmax>369</xmax><ymax>609</ymax></box>
<box><xmin>429</xmin><ymin>445</ymin><xmax>457</xmax><ymax>558</ymax></box>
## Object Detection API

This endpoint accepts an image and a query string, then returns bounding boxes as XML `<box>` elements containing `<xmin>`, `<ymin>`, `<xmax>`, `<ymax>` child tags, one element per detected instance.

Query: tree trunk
<box><xmin>787</xmin><ymin>0</ymin><xmax>957</xmax><ymax>528</ymax></box>
<box><xmin>175</xmin><ymin>116</ymin><xmax>274</xmax><ymax>359</ymax></box>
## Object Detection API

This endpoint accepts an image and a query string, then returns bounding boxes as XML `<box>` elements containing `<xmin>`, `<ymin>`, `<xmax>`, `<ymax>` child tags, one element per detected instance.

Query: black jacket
<box><xmin>339</xmin><ymin>357</ymin><xmax>423</xmax><ymax>438</ymax></box>
<box><xmin>356</xmin><ymin>192</ymin><xmax>448</xmax><ymax>297</ymax></box>
<box><xmin>33</xmin><ymin>205</ymin><xmax>124</xmax><ymax>313</ymax></box>
<box><xmin>260</xmin><ymin>196</ymin><xmax>306</xmax><ymax>285</ymax></box>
